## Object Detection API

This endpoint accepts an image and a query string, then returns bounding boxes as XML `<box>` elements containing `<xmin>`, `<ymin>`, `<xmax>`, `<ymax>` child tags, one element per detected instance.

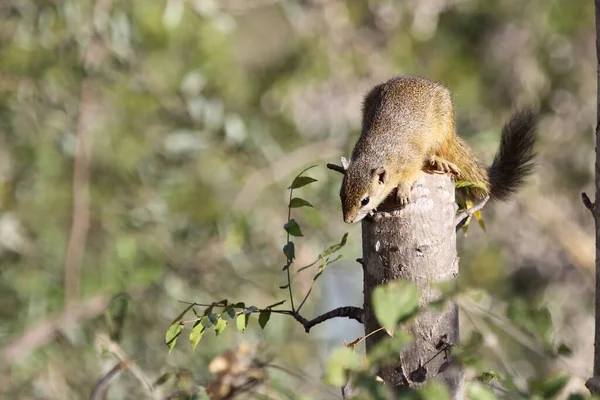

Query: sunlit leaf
<box><xmin>190</xmin><ymin>320</ymin><xmax>205</xmax><ymax>350</ymax></box>
<box><xmin>214</xmin><ymin>318</ymin><xmax>227</xmax><ymax>336</ymax></box>
<box><xmin>236</xmin><ymin>313</ymin><xmax>249</xmax><ymax>333</ymax></box>
<box><xmin>474</xmin><ymin>210</ymin><xmax>486</xmax><ymax>232</ymax></box>
<box><xmin>321</xmin><ymin>233</ymin><xmax>349</xmax><ymax>258</ymax></box>
<box><xmin>284</xmin><ymin>219</ymin><xmax>303</xmax><ymax>237</ymax></box>
<box><xmin>165</xmin><ymin>322</ymin><xmax>184</xmax><ymax>352</ymax></box>
<box><xmin>478</xmin><ymin>371</ymin><xmax>501</xmax><ymax>383</ymax></box>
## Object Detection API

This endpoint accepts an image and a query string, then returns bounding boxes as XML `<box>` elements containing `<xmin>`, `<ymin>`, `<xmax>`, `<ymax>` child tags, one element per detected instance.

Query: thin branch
<box><xmin>64</xmin><ymin>0</ymin><xmax>112</xmax><ymax>308</ymax></box>
<box><xmin>583</xmin><ymin>192</ymin><xmax>595</xmax><ymax>212</ymax></box>
<box><xmin>97</xmin><ymin>334</ymin><xmax>157</xmax><ymax>398</ymax></box>
<box><xmin>454</xmin><ymin>195</ymin><xmax>490</xmax><ymax>227</ymax></box>
<box><xmin>90</xmin><ymin>361</ymin><xmax>127</xmax><ymax>400</ymax></box>
<box><xmin>291</xmin><ymin>306</ymin><xmax>363</xmax><ymax>333</ymax></box>
<box><xmin>326</xmin><ymin>163</ymin><xmax>346</xmax><ymax>175</ymax></box>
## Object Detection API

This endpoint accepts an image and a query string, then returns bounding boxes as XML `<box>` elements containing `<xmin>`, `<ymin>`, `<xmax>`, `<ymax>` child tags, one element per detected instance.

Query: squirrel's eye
<box><xmin>361</xmin><ymin>197</ymin><xmax>370</xmax><ymax>206</ymax></box>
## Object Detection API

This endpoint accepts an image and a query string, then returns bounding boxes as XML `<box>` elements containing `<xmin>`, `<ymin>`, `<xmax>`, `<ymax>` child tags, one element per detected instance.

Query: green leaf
<box><xmin>466</xmin><ymin>381</ymin><xmax>497</xmax><ymax>400</ymax></box>
<box><xmin>283</xmin><ymin>241</ymin><xmax>295</xmax><ymax>261</ymax></box>
<box><xmin>207</xmin><ymin>313</ymin><xmax>218</xmax><ymax>325</ymax></box>
<box><xmin>236</xmin><ymin>313</ymin><xmax>249</xmax><ymax>333</ymax></box>
<box><xmin>153</xmin><ymin>372</ymin><xmax>174</xmax><ymax>388</ymax></box>
<box><xmin>372</xmin><ymin>281</ymin><xmax>420</xmax><ymax>332</ymax></box>
<box><xmin>314</xmin><ymin>254</ymin><xmax>343</xmax><ymax>280</ymax></box>
<box><xmin>284</xmin><ymin>219</ymin><xmax>303</xmax><ymax>237</ymax></box>
<box><xmin>557</xmin><ymin>343</ymin><xmax>573</xmax><ymax>357</ymax></box>
<box><xmin>190</xmin><ymin>321</ymin><xmax>205</xmax><ymax>350</ymax></box>
<box><xmin>567</xmin><ymin>394</ymin><xmax>586</xmax><ymax>400</ymax></box>
<box><xmin>266</xmin><ymin>300</ymin><xmax>286</xmax><ymax>309</ymax></box>
<box><xmin>289</xmin><ymin>197</ymin><xmax>313</xmax><ymax>208</ymax></box>
<box><xmin>530</xmin><ymin>375</ymin><xmax>570</xmax><ymax>398</ymax></box>
<box><xmin>321</xmin><ymin>233</ymin><xmax>349</xmax><ymax>258</ymax></box>
<box><xmin>200</xmin><ymin>316</ymin><xmax>213</xmax><ymax>329</ymax></box>
<box><xmin>258</xmin><ymin>310</ymin><xmax>271</xmax><ymax>329</ymax></box>
<box><xmin>105</xmin><ymin>293</ymin><xmax>131</xmax><ymax>343</ymax></box>
<box><xmin>288</xmin><ymin>176</ymin><xmax>317</xmax><ymax>189</ymax></box>
<box><xmin>478</xmin><ymin>371</ymin><xmax>501</xmax><ymax>383</ymax></box>
<box><xmin>244</xmin><ymin>306</ymin><xmax>258</xmax><ymax>314</ymax></box>
<box><xmin>165</xmin><ymin>322</ymin><xmax>184</xmax><ymax>352</ymax></box>
<box><xmin>474</xmin><ymin>210</ymin><xmax>486</xmax><ymax>232</ymax></box>
<box><xmin>222</xmin><ymin>307</ymin><xmax>236</xmax><ymax>321</ymax></box>
<box><xmin>214</xmin><ymin>318</ymin><xmax>227</xmax><ymax>336</ymax></box>
<box><xmin>233</xmin><ymin>302</ymin><xmax>246</xmax><ymax>309</ymax></box>
<box><xmin>324</xmin><ymin>347</ymin><xmax>361</xmax><ymax>387</ymax></box>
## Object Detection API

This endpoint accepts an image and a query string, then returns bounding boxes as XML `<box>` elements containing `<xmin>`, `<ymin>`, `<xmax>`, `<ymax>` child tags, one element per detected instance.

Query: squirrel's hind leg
<box><xmin>426</xmin><ymin>154</ymin><xmax>461</xmax><ymax>176</ymax></box>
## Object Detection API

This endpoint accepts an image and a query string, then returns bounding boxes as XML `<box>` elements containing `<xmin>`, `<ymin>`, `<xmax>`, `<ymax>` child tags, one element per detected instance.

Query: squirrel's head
<box><xmin>340</xmin><ymin>163</ymin><xmax>391</xmax><ymax>224</ymax></box>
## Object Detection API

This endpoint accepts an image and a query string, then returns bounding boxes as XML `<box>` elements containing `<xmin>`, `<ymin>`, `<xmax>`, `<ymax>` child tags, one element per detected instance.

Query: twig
<box><xmin>454</xmin><ymin>195</ymin><xmax>490</xmax><ymax>227</ymax></box>
<box><xmin>98</xmin><ymin>334</ymin><xmax>157</xmax><ymax>398</ymax></box>
<box><xmin>582</xmin><ymin>192</ymin><xmax>595</xmax><ymax>212</ymax></box>
<box><xmin>291</xmin><ymin>306</ymin><xmax>363</xmax><ymax>333</ymax></box>
<box><xmin>90</xmin><ymin>361</ymin><xmax>127</xmax><ymax>400</ymax></box>
<box><xmin>326</xmin><ymin>163</ymin><xmax>346</xmax><ymax>175</ymax></box>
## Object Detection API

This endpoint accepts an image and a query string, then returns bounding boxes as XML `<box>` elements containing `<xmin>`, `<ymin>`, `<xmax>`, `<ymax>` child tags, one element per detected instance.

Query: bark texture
<box><xmin>362</xmin><ymin>173</ymin><xmax>464</xmax><ymax>398</ymax></box>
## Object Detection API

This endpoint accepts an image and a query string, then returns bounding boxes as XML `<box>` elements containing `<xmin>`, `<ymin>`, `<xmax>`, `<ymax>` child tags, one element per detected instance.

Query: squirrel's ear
<box><xmin>372</xmin><ymin>166</ymin><xmax>386</xmax><ymax>184</ymax></box>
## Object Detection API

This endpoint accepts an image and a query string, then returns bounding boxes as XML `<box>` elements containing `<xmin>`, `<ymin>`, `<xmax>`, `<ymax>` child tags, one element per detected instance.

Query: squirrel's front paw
<box><xmin>396</xmin><ymin>184</ymin><xmax>411</xmax><ymax>207</ymax></box>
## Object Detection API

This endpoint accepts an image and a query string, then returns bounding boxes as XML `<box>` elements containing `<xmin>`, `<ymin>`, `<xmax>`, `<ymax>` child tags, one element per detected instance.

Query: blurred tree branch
<box><xmin>0</xmin><ymin>294</ymin><xmax>111</xmax><ymax>367</ymax></box>
<box><xmin>64</xmin><ymin>0</ymin><xmax>113</xmax><ymax>308</ymax></box>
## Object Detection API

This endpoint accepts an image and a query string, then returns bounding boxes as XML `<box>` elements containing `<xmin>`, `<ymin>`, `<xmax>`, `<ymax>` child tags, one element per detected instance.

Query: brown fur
<box><xmin>339</xmin><ymin>76</ymin><xmax>537</xmax><ymax>223</ymax></box>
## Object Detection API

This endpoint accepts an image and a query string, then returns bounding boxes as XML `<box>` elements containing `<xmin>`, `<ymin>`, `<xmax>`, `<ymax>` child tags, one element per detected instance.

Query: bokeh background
<box><xmin>0</xmin><ymin>0</ymin><xmax>596</xmax><ymax>398</ymax></box>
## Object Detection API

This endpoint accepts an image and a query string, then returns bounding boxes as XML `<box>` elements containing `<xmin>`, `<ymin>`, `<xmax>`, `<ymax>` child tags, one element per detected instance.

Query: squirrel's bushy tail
<box><xmin>488</xmin><ymin>108</ymin><xmax>537</xmax><ymax>201</ymax></box>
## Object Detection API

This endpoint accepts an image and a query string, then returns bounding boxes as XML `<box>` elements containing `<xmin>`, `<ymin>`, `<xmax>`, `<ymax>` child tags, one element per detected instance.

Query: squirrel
<box><xmin>339</xmin><ymin>76</ymin><xmax>537</xmax><ymax>224</ymax></box>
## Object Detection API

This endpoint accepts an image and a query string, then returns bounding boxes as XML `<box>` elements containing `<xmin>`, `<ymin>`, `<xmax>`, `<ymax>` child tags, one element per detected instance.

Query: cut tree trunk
<box><xmin>362</xmin><ymin>172</ymin><xmax>464</xmax><ymax>398</ymax></box>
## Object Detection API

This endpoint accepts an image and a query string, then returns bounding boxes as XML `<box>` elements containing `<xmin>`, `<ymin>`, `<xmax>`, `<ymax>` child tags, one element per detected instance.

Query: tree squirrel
<box><xmin>339</xmin><ymin>76</ymin><xmax>537</xmax><ymax>223</ymax></box>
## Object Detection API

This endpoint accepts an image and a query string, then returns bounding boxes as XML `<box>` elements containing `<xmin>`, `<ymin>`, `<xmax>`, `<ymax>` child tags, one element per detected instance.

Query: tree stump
<box><xmin>362</xmin><ymin>172</ymin><xmax>464</xmax><ymax>398</ymax></box>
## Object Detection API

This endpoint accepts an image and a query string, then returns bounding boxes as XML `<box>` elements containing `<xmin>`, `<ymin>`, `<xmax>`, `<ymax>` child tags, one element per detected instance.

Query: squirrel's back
<box><xmin>339</xmin><ymin>75</ymin><xmax>537</xmax><ymax>223</ymax></box>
